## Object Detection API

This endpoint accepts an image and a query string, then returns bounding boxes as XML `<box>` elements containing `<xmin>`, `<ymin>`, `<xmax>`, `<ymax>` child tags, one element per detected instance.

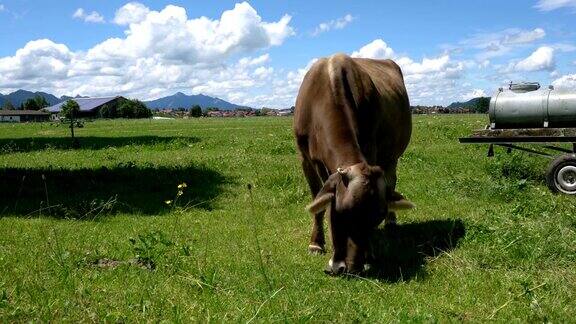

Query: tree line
<box><xmin>98</xmin><ymin>99</ymin><xmax>152</xmax><ymax>119</ymax></box>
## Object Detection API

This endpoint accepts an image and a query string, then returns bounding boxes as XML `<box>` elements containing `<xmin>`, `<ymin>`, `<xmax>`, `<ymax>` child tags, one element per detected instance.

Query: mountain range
<box><xmin>143</xmin><ymin>92</ymin><xmax>247</xmax><ymax>110</ymax></box>
<box><xmin>0</xmin><ymin>90</ymin><xmax>63</xmax><ymax>108</ymax></box>
<box><xmin>0</xmin><ymin>89</ymin><xmax>248</xmax><ymax>110</ymax></box>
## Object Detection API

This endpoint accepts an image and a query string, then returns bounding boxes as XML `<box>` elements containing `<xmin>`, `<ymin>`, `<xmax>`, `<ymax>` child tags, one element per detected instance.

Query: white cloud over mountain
<box><xmin>462</xmin><ymin>89</ymin><xmax>487</xmax><ymax>101</ymax></box>
<box><xmin>0</xmin><ymin>2</ymin><xmax>294</xmax><ymax>106</ymax></box>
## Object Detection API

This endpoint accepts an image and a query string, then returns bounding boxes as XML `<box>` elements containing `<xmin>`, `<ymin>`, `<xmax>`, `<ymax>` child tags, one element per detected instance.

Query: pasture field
<box><xmin>0</xmin><ymin>115</ymin><xmax>575</xmax><ymax>322</ymax></box>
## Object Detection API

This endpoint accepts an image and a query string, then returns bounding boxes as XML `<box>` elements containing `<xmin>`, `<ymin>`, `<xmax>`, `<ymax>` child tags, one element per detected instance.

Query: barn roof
<box><xmin>46</xmin><ymin>97</ymin><xmax>121</xmax><ymax>113</ymax></box>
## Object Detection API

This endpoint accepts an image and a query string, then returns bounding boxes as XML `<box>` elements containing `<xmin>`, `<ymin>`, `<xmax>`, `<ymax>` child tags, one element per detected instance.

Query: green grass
<box><xmin>0</xmin><ymin>115</ymin><xmax>575</xmax><ymax>322</ymax></box>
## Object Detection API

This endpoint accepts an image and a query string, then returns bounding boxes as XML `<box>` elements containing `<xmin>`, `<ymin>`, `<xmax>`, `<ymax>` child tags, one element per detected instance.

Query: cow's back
<box><xmin>294</xmin><ymin>53</ymin><xmax>411</xmax><ymax>171</ymax></box>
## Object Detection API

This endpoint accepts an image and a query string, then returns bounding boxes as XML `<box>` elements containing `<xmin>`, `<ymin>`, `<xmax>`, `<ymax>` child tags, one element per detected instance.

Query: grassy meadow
<box><xmin>0</xmin><ymin>115</ymin><xmax>575</xmax><ymax>322</ymax></box>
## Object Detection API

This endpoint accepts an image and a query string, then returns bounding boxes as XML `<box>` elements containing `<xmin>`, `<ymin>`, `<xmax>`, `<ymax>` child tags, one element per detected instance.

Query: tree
<box><xmin>117</xmin><ymin>99</ymin><xmax>152</xmax><ymax>119</ymax></box>
<box><xmin>474</xmin><ymin>97</ymin><xmax>490</xmax><ymax>114</ymax></box>
<box><xmin>189</xmin><ymin>105</ymin><xmax>202</xmax><ymax>118</ymax></box>
<box><xmin>34</xmin><ymin>96</ymin><xmax>49</xmax><ymax>109</ymax></box>
<box><xmin>61</xmin><ymin>100</ymin><xmax>80</xmax><ymax>148</ymax></box>
<box><xmin>22</xmin><ymin>98</ymin><xmax>39</xmax><ymax>110</ymax></box>
<box><xmin>1</xmin><ymin>101</ymin><xmax>15</xmax><ymax>110</ymax></box>
<box><xmin>21</xmin><ymin>95</ymin><xmax>49</xmax><ymax>111</ymax></box>
<box><xmin>133</xmin><ymin>100</ymin><xmax>152</xmax><ymax>118</ymax></box>
<box><xmin>118</xmin><ymin>100</ymin><xmax>136</xmax><ymax>118</ymax></box>
<box><xmin>99</xmin><ymin>104</ymin><xmax>117</xmax><ymax>118</ymax></box>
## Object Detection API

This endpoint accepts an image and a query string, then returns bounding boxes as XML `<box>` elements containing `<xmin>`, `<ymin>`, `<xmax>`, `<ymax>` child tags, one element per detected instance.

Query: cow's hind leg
<box><xmin>302</xmin><ymin>158</ymin><xmax>326</xmax><ymax>254</ymax></box>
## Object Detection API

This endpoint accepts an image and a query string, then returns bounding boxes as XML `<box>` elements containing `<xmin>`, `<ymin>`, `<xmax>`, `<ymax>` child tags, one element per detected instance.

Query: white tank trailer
<box><xmin>489</xmin><ymin>82</ymin><xmax>576</xmax><ymax>129</ymax></box>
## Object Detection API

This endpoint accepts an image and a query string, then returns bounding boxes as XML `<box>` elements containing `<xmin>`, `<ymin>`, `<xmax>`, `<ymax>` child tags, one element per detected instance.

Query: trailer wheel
<box><xmin>546</xmin><ymin>154</ymin><xmax>576</xmax><ymax>194</ymax></box>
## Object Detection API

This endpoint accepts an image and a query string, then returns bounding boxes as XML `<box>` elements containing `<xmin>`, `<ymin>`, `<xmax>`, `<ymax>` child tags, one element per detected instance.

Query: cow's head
<box><xmin>306</xmin><ymin>162</ymin><xmax>414</xmax><ymax>273</ymax></box>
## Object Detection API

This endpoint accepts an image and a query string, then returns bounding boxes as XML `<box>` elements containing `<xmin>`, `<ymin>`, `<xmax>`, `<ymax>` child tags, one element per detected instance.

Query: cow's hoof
<box><xmin>324</xmin><ymin>259</ymin><xmax>346</xmax><ymax>275</ymax></box>
<box><xmin>308</xmin><ymin>244</ymin><xmax>325</xmax><ymax>255</ymax></box>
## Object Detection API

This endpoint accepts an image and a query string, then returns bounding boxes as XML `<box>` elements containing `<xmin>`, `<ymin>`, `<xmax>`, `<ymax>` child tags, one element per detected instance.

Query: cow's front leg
<box><xmin>345</xmin><ymin>226</ymin><xmax>371</xmax><ymax>273</ymax></box>
<box><xmin>301</xmin><ymin>158</ymin><xmax>327</xmax><ymax>254</ymax></box>
<box><xmin>325</xmin><ymin>208</ymin><xmax>348</xmax><ymax>274</ymax></box>
<box><xmin>309</xmin><ymin>212</ymin><xmax>326</xmax><ymax>254</ymax></box>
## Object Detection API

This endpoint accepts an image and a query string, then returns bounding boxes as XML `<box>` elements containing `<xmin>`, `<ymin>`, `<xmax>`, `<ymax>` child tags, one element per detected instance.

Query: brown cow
<box><xmin>293</xmin><ymin>53</ymin><xmax>414</xmax><ymax>274</ymax></box>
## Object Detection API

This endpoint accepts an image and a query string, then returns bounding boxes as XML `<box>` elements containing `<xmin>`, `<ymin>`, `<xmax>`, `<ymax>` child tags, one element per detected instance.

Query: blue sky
<box><xmin>0</xmin><ymin>0</ymin><xmax>575</xmax><ymax>107</ymax></box>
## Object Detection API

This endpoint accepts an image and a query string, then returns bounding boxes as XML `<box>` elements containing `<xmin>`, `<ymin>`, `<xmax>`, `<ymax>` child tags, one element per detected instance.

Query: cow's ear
<box><xmin>306</xmin><ymin>193</ymin><xmax>334</xmax><ymax>214</ymax></box>
<box><xmin>306</xmin><ymin>173</ymin><xmax>341</xmax><ymax>214</ymax></box>
<box><xmin>388</xmin><ymin>191</ymin><xmax>415</xmax><ymax>211</ymax></box>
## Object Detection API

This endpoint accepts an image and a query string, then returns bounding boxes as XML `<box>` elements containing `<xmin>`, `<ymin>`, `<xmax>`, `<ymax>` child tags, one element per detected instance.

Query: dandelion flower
<box><xmin>178</xmin><ymin>182</ymin><xmax>188</xmax><ymax>189</ymax></box>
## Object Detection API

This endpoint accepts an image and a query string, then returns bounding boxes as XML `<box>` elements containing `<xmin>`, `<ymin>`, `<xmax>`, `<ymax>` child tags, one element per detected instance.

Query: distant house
<box><xmin>277</xmin><ymin>108</ymin><xmax>293</xmax><ymax>116</ymax></box>
<box><xmin>46</xmin><ymin>96</ymin><xmax>126</xmax><ymax>118</ymax></box>
<box><xmin>0</xmin><ymin>110</ymin><xmax>50</xmax><ymax>123</ymax></box>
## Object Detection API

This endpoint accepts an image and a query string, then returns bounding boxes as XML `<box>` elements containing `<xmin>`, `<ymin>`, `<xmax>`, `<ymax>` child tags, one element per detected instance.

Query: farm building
<box><xmin>46</xmin><ymin>96</ymin><xmax>126</xmax><ymax>118</ymax></box>
<box><xmin>0</xmin><ymin>110</ymin><xmax>50</xmax><ymax>123</ymax></box>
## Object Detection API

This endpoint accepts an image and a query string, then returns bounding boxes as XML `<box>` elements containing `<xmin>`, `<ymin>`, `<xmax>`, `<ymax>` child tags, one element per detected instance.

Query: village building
<box><xmin>0</xmin><ymin>110</ymin><xmax>50</xmax><ymax>123</ymax></box>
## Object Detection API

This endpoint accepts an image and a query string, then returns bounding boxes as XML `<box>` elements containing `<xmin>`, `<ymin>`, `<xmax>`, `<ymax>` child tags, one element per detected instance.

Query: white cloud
<box><xmin>535</xmin><ymin>0</ymin><xmax>576</xmax><ymax>11</ymax></box>
<box><xmin>462</xmin><ymin>89</ymin><xmax>487</xmax><ymax>101</ymax></box>
<box><xmin>552</xmin><ymin>74</ymin><xmax>576</xmax><ymax>89</ymax></box>
<box><xmin>503</xmin><ymin>28</ymin><xmax>546</xmax><ymax>45</ymax></box>
<box><xmin>513</xmin><ymin>46</ymin><xmax>555</xmax><ymax>71</ymax></box>
<box><xmin>239</xmin><ymin>53</ymin><xmax>270</xmax><ymax>66</ymax></box>
<box><xmin>253</xmin><ymin>66</ymin><xmax>274</xmax><ymax>79</ymax></box>
<box><xmin>306</xmin><ymin>39</ymin><xmax>467</xmax><ymax>106</ymax></box>
<box><xmin>0</xmin><ymin>4</ymin><xmax>5</xmax><ymax>11</ymax></box>
<box><xmin>397</xmin><ymin>55</ymin><xmax>451</xmax><ymax>75</ymax></box>
<box><xmin>312</xmin><ymin>14</ymin><xmax>354</xmax><ymax>36</ymax></box>
<box><xmin>550</xmin><ymin>43</ymin><xmax>576</xmax><ymax>52</ymax></box>
<box><xmin>113</xmin><ymin>2</ymin><xmax>150</xmax><ymax>25</ymax></box>
<box><xmin>72</xmin><ymin>8</ymin><xmax>84</xmax><ymax>18</ymax></box>
<box><xmin>351</xmin><ymin>39</ymin><xmax>394</xmax><ymax>59</ymax></box>
<box><xmin>0</xmin><ymin>39</ymin><xmax>73</xmax><ymax>88</ymax></box>
<box><xmin>0</xmin><ymin>2</ymin><xmax>294</xmax><ymax>107</ymax></box>
<box><xmin>460</xmin><ymin>28</ymin><xmax>547</xmax><ymax>61</ymax></box>
<box><xmin>73</xmin><ymin>8</ymin><xmax>105</xmax><ymax>23</ymax></box>
<box><xmin>83</xmin><ymin>2</ymin><xmax>293</xmax><ymax>64</ymax></box>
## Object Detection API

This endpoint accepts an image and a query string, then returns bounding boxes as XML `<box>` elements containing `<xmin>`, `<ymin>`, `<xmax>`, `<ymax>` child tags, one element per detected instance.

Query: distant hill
<box><xmin>447</xmin><ymin>97</ymin><xmax>491</xmax><ymax>110</ymax></box>
<box><xmin>0</xmin><ymin>89</ymin><xmax>62</xmax><ymax>108</ymax></box>
<box><xmin>0</xmin><ymin>89</ymin><xmax>248</xmax><ymax>110</ymax></box>
<box><xmin>144</xmin><ymin>92</ymin><xmax>247</xmax><ymax>110</ymax></box>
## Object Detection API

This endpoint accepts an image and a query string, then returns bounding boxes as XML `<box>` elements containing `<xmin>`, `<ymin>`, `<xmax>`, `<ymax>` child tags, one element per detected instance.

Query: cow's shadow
<box><xmin>0</xmin><ymin>164</ymin><xmax>228</xmax><ymax>219</ymax></box>
<box><xmin>363</xmin><ymin>219</ymin><xmax>465</xmax><ymax>282</ymax></box>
